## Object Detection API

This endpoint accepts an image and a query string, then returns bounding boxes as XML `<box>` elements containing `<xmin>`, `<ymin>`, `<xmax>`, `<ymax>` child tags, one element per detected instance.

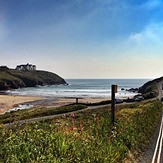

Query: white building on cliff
<box><xmin>16</xmin><ymin>63</ymin><xmax>36</xmax><ymax>71</ymax></box>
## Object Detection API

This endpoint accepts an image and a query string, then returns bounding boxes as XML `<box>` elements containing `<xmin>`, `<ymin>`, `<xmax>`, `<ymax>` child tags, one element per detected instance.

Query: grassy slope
<box><xmin>0</xmin><ymin>70</ymin><xmax>22</xmax><ymax>82</ymax></box>
<box><xmin>0</xmin><ymin>104</ymin><xmax>87</xmax><ymax>124</ymax></box>
<box><xmin>9</xmin><ymin>70</ymin><xmax>66</xmax><ymax>84</ymax></box>
<box><xmin>0</xmin><ymin>100</ymin><xmax>162</xmax><ymax>162</ymax></box>
<box><xmin>139</xmin><ymin>77</ymin><xmax>163</xmax><ymax>99</ymax></box>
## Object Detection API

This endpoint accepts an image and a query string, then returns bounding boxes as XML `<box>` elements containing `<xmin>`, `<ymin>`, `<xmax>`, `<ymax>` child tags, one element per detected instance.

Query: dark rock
<box><xmin>126</xmin><ymin>88</ymin><xmax>139</xmax><ymax>93</ymax></box>
<box><xmin>0</xmin><ymin>82</ymin><xmax>9</xmax><ymax>90</ymax></box>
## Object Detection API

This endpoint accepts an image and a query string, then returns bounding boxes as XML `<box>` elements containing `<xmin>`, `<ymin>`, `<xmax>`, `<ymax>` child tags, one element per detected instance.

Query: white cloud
<box><xmin>128</xmin><ymin>22</ymin><xmax>163</xmax><ymax>44</ymax></box>
<box><xmin>129</xmin><ymin>33</ymin><xmax>143</xmax><ymax>43</ymax></box>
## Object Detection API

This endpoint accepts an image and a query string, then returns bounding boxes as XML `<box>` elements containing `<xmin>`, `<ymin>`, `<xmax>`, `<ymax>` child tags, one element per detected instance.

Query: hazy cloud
<box><xmin>129</xmin><ymin>22</ymin><xmax>163</xmax><ymax>44</ymax></box>
<box><xmin>144</xmin><ymin>0</ymin><xmax>163</xmax><ymax>9</ymax></box>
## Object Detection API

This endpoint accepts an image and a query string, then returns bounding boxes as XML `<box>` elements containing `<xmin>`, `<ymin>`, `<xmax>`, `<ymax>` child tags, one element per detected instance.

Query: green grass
<box><xmin>115</xmin><ymin>100</ymin><xmax>162</xmax><ymax>157</ymax></box>
<box><xmin>0</xmin><ymin>104</ymin><xmax>87</xmax><ymax>124</ymax></box>
<box><xmin>0</xmin><ymin>99</ymin><xmax>162</xmax><ymax>162</ymax></box>
<box><xmin>0</xmin><ymin>71</ymin><xmax>22</xmax><ymax>82</ymax></box>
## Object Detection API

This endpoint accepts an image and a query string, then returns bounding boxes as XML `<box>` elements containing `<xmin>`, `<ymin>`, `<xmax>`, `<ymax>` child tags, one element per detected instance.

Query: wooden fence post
<box><xmin>111</xmin><ymin>85</ymin><xmax>117</xmax><ymax>126</ymax></box>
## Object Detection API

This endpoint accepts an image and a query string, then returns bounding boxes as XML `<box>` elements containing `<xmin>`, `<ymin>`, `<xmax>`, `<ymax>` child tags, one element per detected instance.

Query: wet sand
<box><xmin>0</xmin><ymin>95</ymin><xmax>45</xmax><ymax>114</ymax></box>
<box><xmin>44</xmin><ymin>97</ymin><xmax>110</xmax><ymax>108</ymax></box>
<box><xmin>0</xmin><ymin>95</ymin><xmax>110</xmax><ymax>114</ymax></box>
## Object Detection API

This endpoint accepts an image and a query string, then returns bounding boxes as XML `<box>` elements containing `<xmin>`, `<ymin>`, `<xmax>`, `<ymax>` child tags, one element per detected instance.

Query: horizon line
<box><xmin>65</xmin><ymin>78</ymin><xmax>152</xmax><ymax>80</ymax></box>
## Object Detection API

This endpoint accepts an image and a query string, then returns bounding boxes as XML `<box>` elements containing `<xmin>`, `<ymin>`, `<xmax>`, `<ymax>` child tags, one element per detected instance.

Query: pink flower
<box><xmin>71</xmin><ymin>112</ymin><xmax>75</xmax><ymax>118</ymax></box>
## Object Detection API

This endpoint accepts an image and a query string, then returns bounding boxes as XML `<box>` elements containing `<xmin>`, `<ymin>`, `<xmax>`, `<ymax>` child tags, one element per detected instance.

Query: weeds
<box><xmin>0</xmin><ymin>100</ymin><xmax>162</xmax><ymax>162</ymax></box>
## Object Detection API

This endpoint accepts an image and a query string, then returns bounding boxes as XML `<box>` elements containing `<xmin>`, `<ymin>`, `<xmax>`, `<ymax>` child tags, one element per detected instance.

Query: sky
<box><xmin>0</xmin><ymin>0</ymin><xmax>163</xmax><ymax>79</ymax></box>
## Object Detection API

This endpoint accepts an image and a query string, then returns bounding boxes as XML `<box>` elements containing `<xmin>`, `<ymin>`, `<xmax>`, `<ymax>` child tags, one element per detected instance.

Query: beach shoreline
<box><xmin>0</xmin><ymin>78</ymin><xmax>144</xmax><ymax>113</ymax></box>
<box><xmin>0</xmin><ymin>94</ymin><xmax>112</xmax><ymax>114</ymax></box>
<box><xmin>0</xmin><ymin>90</ymin><xmax>137</xmax><ymax>114</ymax></box>
<box><xmin>0</xmin><ymin>95</ymin><xmax>45</xmax><ymax>114</ymax></box>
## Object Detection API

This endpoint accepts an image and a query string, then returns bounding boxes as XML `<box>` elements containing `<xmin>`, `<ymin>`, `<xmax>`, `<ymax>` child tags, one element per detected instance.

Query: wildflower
<box><xmin>71</xmin><ymin>117</ymin><xmax>75</xmax><ymax>130</ymax></box>
<box><xmin>96</xmin><ymin>116</ymin><xmax>100</xmax><ymax>129</ymax></box>
<box><xmin>62</xmin><ymin>114</ymin><xmax>66</xmax><ymax>118</ymax></box>
<box><xmin>79</xmin><ymin>120</ymin><xmax>83</xmax><ymax>132</ymax></box>
<box><xmin>70</xmin><ymin>112</ymin><xmax>75</xmax><ymax>118</ymax></box>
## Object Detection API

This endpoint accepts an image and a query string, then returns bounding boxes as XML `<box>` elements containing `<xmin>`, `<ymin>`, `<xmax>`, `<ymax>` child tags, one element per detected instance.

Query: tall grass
<box><xmin>0</xmin><ymin>100</ymin><xmax>162</xmax><ymax>162</ymax></box>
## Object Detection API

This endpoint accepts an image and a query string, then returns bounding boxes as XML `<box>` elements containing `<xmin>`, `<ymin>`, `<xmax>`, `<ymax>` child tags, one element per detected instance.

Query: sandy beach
<box><xmin>0</xmin><ymin>95</ymin><xmax>45</xmax><ymax>114</ymax></box>
<box><xmin>0</xmin><ymin>94</ymin><xmax>110</xmax><ymax>114</ymax></box>
<box><xmin>45</xmin><ymin>97</ymin><xmax>110</xmax><ymax>108</ymax></box>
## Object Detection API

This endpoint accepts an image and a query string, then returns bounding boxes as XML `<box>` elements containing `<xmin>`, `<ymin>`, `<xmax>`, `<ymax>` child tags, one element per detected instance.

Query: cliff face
<box><xmin>0</xmin><ymin>69</ymin><xmax>67</xmax><ymax>90</ymax></box>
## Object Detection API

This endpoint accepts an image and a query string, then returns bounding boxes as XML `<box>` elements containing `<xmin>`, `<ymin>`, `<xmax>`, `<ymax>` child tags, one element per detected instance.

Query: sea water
<box><xmin>8</xmin><ymin>79</ymin><xmax>150</xmax><ymax>98</ymax></box>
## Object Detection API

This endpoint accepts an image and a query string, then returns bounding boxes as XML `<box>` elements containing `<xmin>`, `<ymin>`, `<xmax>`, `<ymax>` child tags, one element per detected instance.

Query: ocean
<box><xmin>8</xmin><ymin>79</ymin><xmax>150</xmax><ymax>98</ymax></box>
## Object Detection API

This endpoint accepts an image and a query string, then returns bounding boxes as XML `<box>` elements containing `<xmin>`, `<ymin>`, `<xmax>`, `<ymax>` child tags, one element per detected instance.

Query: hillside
<box><xmin>0</xmin><ymin>69</ymin><xmax>67</xmax><ymax>90</ymax></box>
<box><xmin>139</xmin><ymin>77</ymin><xmax>163</xmax><ymax>99</ymax></box>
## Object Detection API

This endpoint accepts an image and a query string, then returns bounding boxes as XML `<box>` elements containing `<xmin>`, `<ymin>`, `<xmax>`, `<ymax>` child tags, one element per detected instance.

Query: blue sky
<box><xmin>0</xmin><ymin>0</ymin><xmax>163</xmax><ymax>79</ymax></box>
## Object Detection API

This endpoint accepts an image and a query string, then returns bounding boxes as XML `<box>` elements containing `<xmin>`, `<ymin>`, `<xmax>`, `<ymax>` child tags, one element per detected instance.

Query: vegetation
<box><xmin>138</xmin><ymin>76</ymin><xmax>163</xmax><ymax>99</ymax></box>
<box><xmin>0</xmin><ymin>99</ymin><xmax>162</xmax><ymax>162</ymax></box>
<box><xmin>0</xmin><ymin>69</ymin><xmax>66</xmax><ymax>90</ymax></box>
<box><xmin>139</xmin><ymin>81</ymin><xmax>158</xmax><ymax>99</ymax></box>
<box><xmin>0</xmin><ymin>104</ymin><xmax>87</xmax><ymax>124</ymax></box>
<box><xmin>86</xmin><ymin>100</ymin><xmax>111</xmax><ymax>106</ymax></box>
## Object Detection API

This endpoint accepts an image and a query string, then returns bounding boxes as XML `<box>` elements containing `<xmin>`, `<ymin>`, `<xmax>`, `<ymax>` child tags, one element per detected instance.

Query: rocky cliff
<box><xmin>0</xmin><ymin>69</ymin><xmax>67</xmax><ymax>90</ymax></box>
